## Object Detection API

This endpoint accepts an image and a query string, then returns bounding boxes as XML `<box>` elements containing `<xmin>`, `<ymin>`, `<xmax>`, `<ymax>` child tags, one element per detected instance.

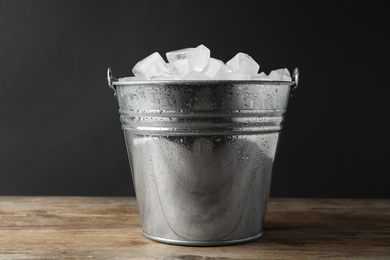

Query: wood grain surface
<box><xmin>0</xmin><ymin>197</ymin><xmax>389</xmax><ymax>259</ymax></box>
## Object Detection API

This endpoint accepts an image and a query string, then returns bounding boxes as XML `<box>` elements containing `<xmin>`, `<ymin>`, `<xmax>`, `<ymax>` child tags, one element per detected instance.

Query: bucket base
<box><xmin>142</xmin><ymin>231</ymin><xmax>263</xmax><ymax>246</ymax></box>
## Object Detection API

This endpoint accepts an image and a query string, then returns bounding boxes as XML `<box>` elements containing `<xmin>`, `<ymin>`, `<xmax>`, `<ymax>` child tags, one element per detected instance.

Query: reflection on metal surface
<box><xmin>109</xmin><ymin>71</ymin><xmax>298</xmax><ymax>245</ymax></box>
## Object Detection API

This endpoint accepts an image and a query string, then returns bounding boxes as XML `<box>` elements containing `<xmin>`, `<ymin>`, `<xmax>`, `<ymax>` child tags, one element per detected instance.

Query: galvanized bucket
<box><xmin>107</xmin><ymin>67</ymin><xmax>299</xmax><ymax>246</ymax></box>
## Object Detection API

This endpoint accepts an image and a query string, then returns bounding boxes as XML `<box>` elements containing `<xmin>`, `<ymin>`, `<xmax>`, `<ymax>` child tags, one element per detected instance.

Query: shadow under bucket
<box><xmin>107</xmin><ymin>68</ymin><xmax>299</xmax><ymax>246</ymax></box>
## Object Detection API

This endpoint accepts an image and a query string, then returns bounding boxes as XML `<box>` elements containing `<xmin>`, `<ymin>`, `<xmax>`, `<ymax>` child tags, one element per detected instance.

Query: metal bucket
<box><xmin>107</xmin><ymin>67</ymin><xmax>299</xmax><ymax>246</ymax></box>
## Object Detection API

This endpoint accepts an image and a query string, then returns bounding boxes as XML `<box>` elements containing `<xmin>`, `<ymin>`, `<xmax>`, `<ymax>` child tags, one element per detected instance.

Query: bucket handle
<box><xmin>107</xmin><ymin>67</ymin><xmax>118</xmax><ymax>97</ymax></box>
<box><xmin>291</xmin><ymin>67</ymin><xmax>299</xmax><ymax>91</ymax></box>
<box><xmin>107</xmin><ymin>67</ymin><xmax>299</xmax><ymax>95</ymax></box>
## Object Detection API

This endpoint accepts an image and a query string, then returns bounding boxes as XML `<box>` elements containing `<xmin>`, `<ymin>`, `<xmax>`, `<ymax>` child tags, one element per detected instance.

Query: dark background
<box><xmin>1</xmin><ymin>1</ymin><xmax>388</xmax><ymax>197</ymax></box>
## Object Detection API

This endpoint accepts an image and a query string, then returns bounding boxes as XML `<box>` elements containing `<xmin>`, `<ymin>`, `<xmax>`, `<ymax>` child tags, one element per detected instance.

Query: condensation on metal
<box><xmin>108</xmin><ymin>67</ymin><xmax>299</xmax><ymax>246</ymax></box>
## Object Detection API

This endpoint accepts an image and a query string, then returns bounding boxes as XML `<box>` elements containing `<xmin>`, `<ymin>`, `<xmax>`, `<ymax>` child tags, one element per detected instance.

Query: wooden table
<box><xmin>0</xmin><ymin>197</ymin><xmax>389</xmax><ymax>259</ymax></box>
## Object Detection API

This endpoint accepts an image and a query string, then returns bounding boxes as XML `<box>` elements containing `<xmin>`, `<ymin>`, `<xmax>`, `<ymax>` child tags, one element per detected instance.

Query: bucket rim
<box><xmin>111</xmin><ymin>79</ymin><xmax>295</xmax><ymax>86</ymax></box>
<box><xmin>107</xmin><ymin>67</ymin><xmax>299</xmax><ymax>95</ymax></box>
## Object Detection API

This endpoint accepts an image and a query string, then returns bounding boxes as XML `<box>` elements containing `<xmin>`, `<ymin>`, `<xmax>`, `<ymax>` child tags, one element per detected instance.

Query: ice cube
<box><xmin>181</xmin><ymin>70</ymin><xmax>211</xmax><ymax>80</ymax></box>
<box><xmin>166</xmin><ymin>44</ymin><xmax>210</xmax><ymax>76</ymax></box>
<box><xmin>118</xmin><ymin>76</ymin><xmax>140</xmax><ymax>81</ymax></box>
<box><xmin>150</xmin><ymin>75</ymin><xmax>178</xmax><ymax>80</ymax></box>
<box><xmin>166</xmin><ymin>48</ymin><xmax>192</xmax><ymax>75</ymax></box>
<box><xmin>166</xmin><ymin>48</ymin><xmax>191</xmax><ymax>63</ymax></box>
<box><xmin>268</xmin><ymin>68</ymin><xmax>291</xmax><ymax>81</ymax></box>
<box><xmin>190</xmin><ymin>44</ymin><xmax>211</xmax><ymax>71</ymax></box>
<box><xmin>214</xmin><ymin>64</ymin><xmax>232</xmax><ymax>80</ymax></box>
<box><xmin>132</xmin><ymin>52</ymin><xmax>171</xmax><ymax>79</ymax></box>
<box><xmin>145</xmin><ymin>60</ymin><xmax>172</xmax><ymax>80</ymax></box>
<box><xmin>226</xmin><ymin>52</ymin><xmax>260</xmax><ymax>76</ymax></box>
<box><xmin>202</xmin><ymin>58</ymin><xmax>228</xmax><ymax>79</ymax></box>
<box><xmin>220</xmin><ymin>72</ymin><xmax>250</xmax><ymax>80</ymax></box>
<box><xmin>251</xmin><ymin>72</ymin><xmax>269</xmax><ymax>80</ymax></box>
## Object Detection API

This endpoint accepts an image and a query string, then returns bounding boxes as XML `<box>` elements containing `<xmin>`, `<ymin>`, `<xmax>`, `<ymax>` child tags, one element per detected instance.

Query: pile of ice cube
<box><xmin>120</xmin><ymin>44</ymin><xmax>291</xmax><ymax>81</ymax></box>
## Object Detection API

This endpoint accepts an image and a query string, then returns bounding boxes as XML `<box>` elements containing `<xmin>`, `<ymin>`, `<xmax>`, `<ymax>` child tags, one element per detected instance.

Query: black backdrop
<box><xmin>1</xmin><ymin>1</ymin><xmax>388</xmax><ymax>197</ymax></box>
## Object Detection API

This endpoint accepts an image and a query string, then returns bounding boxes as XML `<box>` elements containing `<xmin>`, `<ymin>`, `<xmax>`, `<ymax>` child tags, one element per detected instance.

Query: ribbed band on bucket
<box><xmin>119</xmin><ymin>109</ymin><xmax>285</xmax><ymax>135</ymax></box>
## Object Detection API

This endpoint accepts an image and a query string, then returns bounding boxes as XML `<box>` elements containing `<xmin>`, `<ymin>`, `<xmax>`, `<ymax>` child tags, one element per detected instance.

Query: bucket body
<box><xmin>111</xmin><ymin>77</ymin><xmax>295</xmax><ymax>246</ymax></box>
